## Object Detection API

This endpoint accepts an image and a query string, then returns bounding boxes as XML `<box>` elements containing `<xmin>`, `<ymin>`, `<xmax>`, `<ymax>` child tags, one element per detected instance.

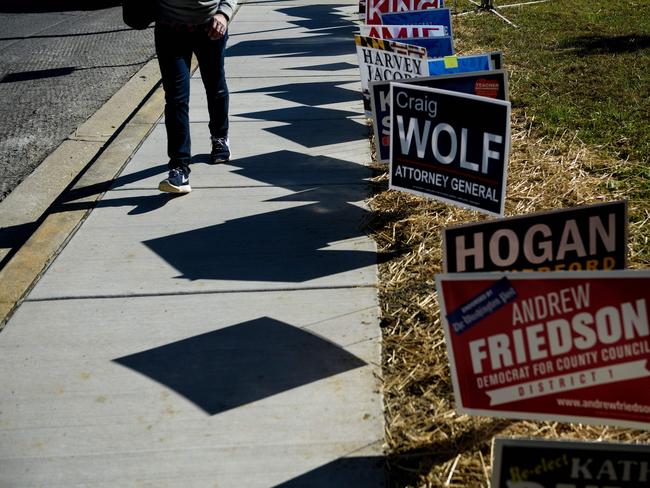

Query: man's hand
<box><xmin>207</xmin><ymin>13</ymin><xmax>228</xmax><ymax>40</ymax></box>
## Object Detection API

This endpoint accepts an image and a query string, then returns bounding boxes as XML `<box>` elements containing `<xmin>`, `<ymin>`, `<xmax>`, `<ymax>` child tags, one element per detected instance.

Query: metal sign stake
<box><xmin>455</xmin><ymin>0</ymin><xmax>551</xmax><ymax>28</ymax></box>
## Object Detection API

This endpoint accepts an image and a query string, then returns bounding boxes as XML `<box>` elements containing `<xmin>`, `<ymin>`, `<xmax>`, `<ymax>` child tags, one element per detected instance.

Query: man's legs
<box><xmin>155</xmin><ymin>23</ymin><xmax>193</xmax><ymax>192</ymax></box>
<box><xmin>194</xmin><ymin>31</ymin><xmax>230</xmax><ymax>163</ymax></box>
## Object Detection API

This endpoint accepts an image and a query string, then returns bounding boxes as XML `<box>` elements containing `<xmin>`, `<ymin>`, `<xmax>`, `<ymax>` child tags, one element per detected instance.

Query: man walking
<box><xmin>156</xmin><ymin>0</ymin><xmax>237</xmax><ymax>194</ymax></box>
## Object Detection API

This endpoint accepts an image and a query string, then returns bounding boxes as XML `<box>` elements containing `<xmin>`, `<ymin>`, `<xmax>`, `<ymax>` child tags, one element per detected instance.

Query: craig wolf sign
<box><xmin>443</xmin><ymin>200</ymin><xmax>628</xmax><ymax>273</ymax></box>
<box><xmin>372</xmin><ymin>70</ymin><xmax>508</xmax><ymax>162</ymax></box>
<box><xmin>389</xmin><ymin>83</ymin><xmax>511</xmax><ymax>216</ymax></box>
<box><xmin>491</xmin><ymin>438</ymin><xmax>650</xmax><ymax>488</ymax></box>
<box><xmin>436</xmin><ymin>270</ymin><xmax>650</xmax><ymax>429</ymax></box>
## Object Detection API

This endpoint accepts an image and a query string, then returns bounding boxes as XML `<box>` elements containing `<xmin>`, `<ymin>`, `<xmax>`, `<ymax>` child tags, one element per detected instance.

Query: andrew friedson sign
<box><xmin>389</xmin><ymin>83</ymin><xmax>511</xmax><ymax>216</ymax></box>
<box><xmin>436</xmin><ymin>270</ymin><xmax>650</xmax><ymax>429</ymax></box>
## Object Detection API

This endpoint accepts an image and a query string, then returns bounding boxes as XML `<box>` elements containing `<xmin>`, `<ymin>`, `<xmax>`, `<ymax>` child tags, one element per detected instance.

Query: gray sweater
<box><xmin>158</xmin><ymin>0</ymin><xmax>238</xmax><ymax>25</ymax></box>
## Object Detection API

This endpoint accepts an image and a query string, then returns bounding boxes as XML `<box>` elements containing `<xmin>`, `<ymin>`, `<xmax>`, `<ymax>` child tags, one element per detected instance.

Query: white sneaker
<box><xmin>159</xmin><ymin>168</ymin><xmax>191</xmax><ymax>194</ymax></box>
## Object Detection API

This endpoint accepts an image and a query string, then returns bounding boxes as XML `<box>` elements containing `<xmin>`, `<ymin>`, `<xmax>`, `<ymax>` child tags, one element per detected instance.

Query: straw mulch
<box><xmin>368</xmin><ymin>108</ymin><xmax>650</xmax><ymax>487</ymax></box>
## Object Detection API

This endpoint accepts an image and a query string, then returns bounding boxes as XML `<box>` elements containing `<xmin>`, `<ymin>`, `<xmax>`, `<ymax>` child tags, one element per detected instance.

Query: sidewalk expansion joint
<box><xmin>107</xmin><ymin>182</ymin><xmax>370</xmax><ymax>192</ymax></box>
<box><xmin>223</xmin><ymin>117</ymin><xmax>368</xmax><ymax>123</ymax></box>
<box><xmin>24</xmin><ymin>284</ymin><xmax>378</xmax><ymax>302</ymax></box>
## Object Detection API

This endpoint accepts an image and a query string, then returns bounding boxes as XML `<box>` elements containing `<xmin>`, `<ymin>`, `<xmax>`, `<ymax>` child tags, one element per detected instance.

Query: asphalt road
<box><xmin>0</xmin><ymin>0</ymin><xmax>156</xmax><ymax>202</ymax></box>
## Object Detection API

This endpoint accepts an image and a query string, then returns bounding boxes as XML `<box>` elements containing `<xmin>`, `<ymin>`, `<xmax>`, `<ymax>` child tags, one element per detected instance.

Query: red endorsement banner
<box><xmin>436</xmin><ymin>270</ymin><xmax>650</xmax><ymax>429</ymax></box>
<box><xmin>475</xmin><ymin>78</ymin><xmax>500</xmax><ymax>98</ymax></box>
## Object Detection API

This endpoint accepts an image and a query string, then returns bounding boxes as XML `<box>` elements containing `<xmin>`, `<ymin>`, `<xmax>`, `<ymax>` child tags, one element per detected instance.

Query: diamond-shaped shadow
<box><xmin>273</xmin><ymin>456</ymin><xmax>385</xmax><ymax>487</ymax></box>
<box><xmin>285</xmin><ymin>62</ymin><xmax>357</xmax><ymax>72</ymax></box>
<box><xmin>237</xmin><ymin>106</ymin><xmax>359</xmax><ymax>123</ymax></box>
<box><xmin>234</xmin><ymin>105</ymin><xmax>366</xmax><ymax>148</ymax></box>
<box><xmin>142</xmin><ymin>150</ymin><xmax>377</xmax><ymax>283</ymax></box>
<box><xmin>234</xmin><ymin>81</ymin><xmax>360</xmax><ymax>107</ymax></box>
<box><xmin>113</xmin><ymin>317</ymin><xmax>366</xmax><ymax>415</ymax></box>
<box><xmin>226</xmin><ymin>5</ymin><xmax>356</xmax><ymax>60</ymax></box>
<box><xmin>142</xmin><ymin>197</ymin><xmax>375</xmax><ymax>283</ymax></box>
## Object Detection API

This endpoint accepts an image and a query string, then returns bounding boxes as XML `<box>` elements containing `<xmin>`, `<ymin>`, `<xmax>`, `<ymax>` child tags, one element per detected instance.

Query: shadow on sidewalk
<box><xmin>273</xmin><ymin>456</ymin><xmax>386</xmax><ymax>487</ymax></box>
<box><xmin>234</xmin><ymin>79</ymin><xmax>360</xmax><ymax>107</ymax></box>
<box><xmin>114</xmin><ymin>317</ymin><xmax>366</xmax><ymax>415</ymax></box>
<box><xmin>245</xmin><ymin>109</ymin><xmax>366</xmax><ymax>147</ymax></box>
<box><xmin>226</xmin><ymin>5</ymin><xmax>356</xmax><ymax>59</ymax></box>
<box><xmin>51</xmin><ymin>163</ymin><xmax>175</xmax><ymax>216</ymax></box>
<box><xmin>1</xmin><ymin>63</ymin><xmax>148</xmax><ymax>83</ymax></box>
<box><xmin>144</xmin><ymin>192</ymin><xmax>376</xmax><ymax>282</ymax></box>
<box><xmin>284</xmin><ymin>62</ymin><xmax>357</xmax><ymax>72</ymax></box>
<box><xmin>231</xmin><ymin>75</ymin><xmax>366</xmax><ymax>147</ymax></box>
<box><xmin>142</xmin><ymin>150</ymin><xmax>381</xmax><ymax>283</ymax></box>
<box><xmin>0</xmin><ymin>28</ymin><xmax>141</xmax><ymax>42</ymax></box>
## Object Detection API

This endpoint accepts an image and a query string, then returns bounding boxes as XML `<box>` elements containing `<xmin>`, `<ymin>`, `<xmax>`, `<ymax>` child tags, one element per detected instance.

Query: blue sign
<box><xmin>381</xmin><ymin>8</ymin><xmax>452</xmax><ymax>37</ymax></box>
<box><xmin>401</xmin><ymin>36</ymin><xmax>453</xmax><ymax>58</ymax></box>
<box><xmin>446</xmin><ymin>277</ymin><xmax>517</xmax><ymax>334</ymax></box>
<box><xmin>428</xmin><ymin>53</ymin><xmax>491</xmax><ymax>75</ymax></box>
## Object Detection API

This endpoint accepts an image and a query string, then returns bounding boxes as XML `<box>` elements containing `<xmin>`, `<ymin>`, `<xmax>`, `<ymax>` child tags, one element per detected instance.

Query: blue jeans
<box><xmin>155</xmin><ymin>22</ymin><xmax>229</xmax><ymax>172</ymax></box>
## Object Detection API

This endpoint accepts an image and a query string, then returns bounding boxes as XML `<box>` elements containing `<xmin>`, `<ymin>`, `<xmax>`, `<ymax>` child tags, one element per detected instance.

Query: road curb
<box><xmin>0</xmin><ymin>59</ymin><xmax>166</xmax><ymax>330</ymax></box>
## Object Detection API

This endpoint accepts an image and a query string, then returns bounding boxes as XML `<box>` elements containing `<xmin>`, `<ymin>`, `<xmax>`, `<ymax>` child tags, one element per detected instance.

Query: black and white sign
<box><xmin>443</xmin><ymin>200</ymin><xmax>628</xmax><ymax>273</ymax></box>
<box><xmin>389</xmin><ymin>82</ymin><xmax>511</xmax><ymax>216</ymax></box>
<box><xmin>355</xmin><ymin>35</ymin><xmax>429</xmax><ymax>113</ymax></box>
<box><xmin>492</xmin><ymin>437</ymin><xmax>650</xmax><ymax>488</ymax></box>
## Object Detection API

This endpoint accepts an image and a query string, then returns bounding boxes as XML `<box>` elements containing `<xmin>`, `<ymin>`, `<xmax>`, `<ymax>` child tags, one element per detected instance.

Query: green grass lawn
<box><xmin>453</xmin><ymin>0</ymin><xmax>649</xmax><ymax>197</ymax></box>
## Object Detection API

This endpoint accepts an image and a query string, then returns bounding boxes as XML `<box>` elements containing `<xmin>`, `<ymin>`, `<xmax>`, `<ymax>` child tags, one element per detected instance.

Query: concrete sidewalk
<box><xmin>0</xmin><ymin>1</ymin><xmax>385</xmax><ymax>486</ymax></box>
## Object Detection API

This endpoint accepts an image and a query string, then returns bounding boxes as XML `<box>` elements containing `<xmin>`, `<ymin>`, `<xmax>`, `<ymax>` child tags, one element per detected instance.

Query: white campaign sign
<box><xmin>355</xmin><ymin>36</ymin><xmax>429</xmax><ymax>95</ymax></box>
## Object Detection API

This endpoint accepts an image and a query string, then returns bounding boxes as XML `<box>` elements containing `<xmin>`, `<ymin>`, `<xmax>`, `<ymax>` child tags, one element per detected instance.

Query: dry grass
<box><xmin>369</xmin><ymin>108</ymin><xmax>650</xmax><ymax>486</ymax></box>
<box><xmin>364</xmin><ymin>2</ymin><xmax>650</xmax><ymax>484</ymax></box>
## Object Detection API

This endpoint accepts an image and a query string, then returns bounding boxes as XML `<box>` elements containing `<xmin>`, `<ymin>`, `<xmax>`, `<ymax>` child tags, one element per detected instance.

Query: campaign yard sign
<box><xmin>443</xmin><ymin>200</ymin><xmax>628</xmax><ymax>273</ymax></box>
<box><xmin>381</xmin><ymin>8</ymin><xmax>452</xmax><ymax>37</ymax></box>
<box><xmin>492</xmin><ymin>437</ymin><xmax>650</xmax><ymax>488</ymax></box>
<box><xmin>389</xmin><ymin>83</ymin><xmax>510</xmax><ymax>216</ymax></box>
<box><xmin>371</xmin><ymin>70</ymin><xmax>508</xmax><ymax>162</ymax></box>
<box><xmin>436</xmin><ymin>270</ymin><xmax>650</xmax><ymax>429</ymax></box>
<box><xmin>428</xmin><ymin>53</ymin><xmax>493</xmax><ymax>75</ymax></box>
<box><xmin>355</xmin><ymin>35</ymin><xmax>428</xmax><ymax>113</ymax></box>
<box><xmin>366</xmin><ymin>0</ymin><xmax>444</xmax><ymax>25</ymax></box>
<box><xmin>359</xmin><ymin>24</ymin><xmax>448</xmax><ymax>39</ymax></box>
<box><xmin>399</xmin><ymin>36</ymin><xmax>454</xmax><ymax>58</ymax></box>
